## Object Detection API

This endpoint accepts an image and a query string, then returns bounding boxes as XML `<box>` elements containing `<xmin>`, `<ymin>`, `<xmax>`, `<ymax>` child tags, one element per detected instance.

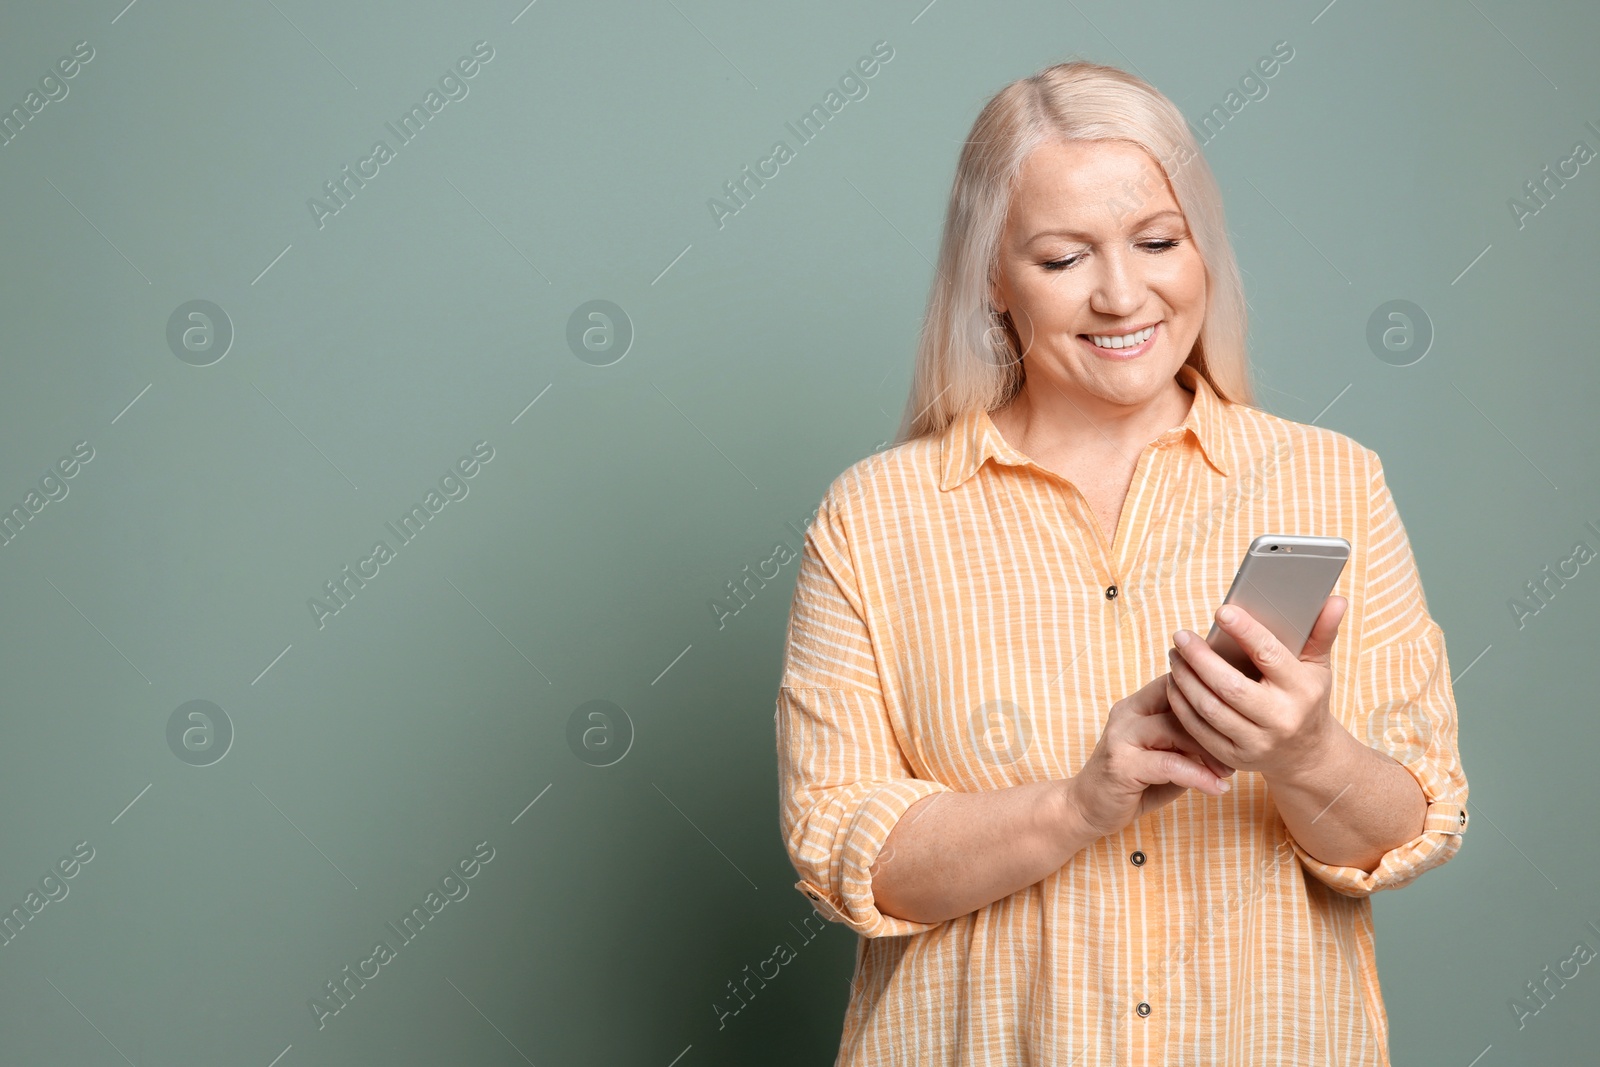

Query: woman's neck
<box><xmin>992</xmin><ymin>374</ymin><xmax>1194</xmax><ymax>469</ymax></box>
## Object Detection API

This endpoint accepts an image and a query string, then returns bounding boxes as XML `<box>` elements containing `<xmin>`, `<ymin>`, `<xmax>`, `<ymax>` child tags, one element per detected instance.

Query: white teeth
<box><xmin>1088</xmin><ymin>324</ymin><xmax>1156</xmax><ymax>349</ymax></box>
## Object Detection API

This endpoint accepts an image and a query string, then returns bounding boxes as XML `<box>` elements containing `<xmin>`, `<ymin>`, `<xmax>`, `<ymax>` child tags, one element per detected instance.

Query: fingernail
<box><xmin>1218</xmin><ymin>606</ymin><xmax>1237</xmax><ymax>625</ymax></box>
<box><xmin>1218</xmin><ymin>779</ymin><xmax>1232</xmax><ymax>793</ymax></box>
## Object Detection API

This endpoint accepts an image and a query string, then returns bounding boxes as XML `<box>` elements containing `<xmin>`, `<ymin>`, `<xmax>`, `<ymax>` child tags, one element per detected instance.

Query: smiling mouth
<box><xmin>1079</xmin><ymin>322</ymin><xmax>1160</xmax><ymax>358</ymax></box>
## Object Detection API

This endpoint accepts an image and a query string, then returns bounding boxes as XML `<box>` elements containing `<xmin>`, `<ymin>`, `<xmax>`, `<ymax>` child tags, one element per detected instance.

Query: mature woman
<box><xmin>774</xmin><ymin>59</ymin><xmax>1469</xmax><ymax>1065</ymax></box>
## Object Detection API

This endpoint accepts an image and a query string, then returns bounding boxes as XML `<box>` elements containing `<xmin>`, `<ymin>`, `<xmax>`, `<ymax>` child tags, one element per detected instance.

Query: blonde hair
<box><xmin>896</xmin><ymin>58</ymin><xmax>1255</xmax><ymax>443</ymax></box>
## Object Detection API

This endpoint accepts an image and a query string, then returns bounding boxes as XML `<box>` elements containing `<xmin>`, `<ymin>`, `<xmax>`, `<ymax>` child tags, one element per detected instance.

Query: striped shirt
<box><xmin>774</xmin><ymin>363</ymin><xmax>1469</xmax><ymax>1066</ymax></box>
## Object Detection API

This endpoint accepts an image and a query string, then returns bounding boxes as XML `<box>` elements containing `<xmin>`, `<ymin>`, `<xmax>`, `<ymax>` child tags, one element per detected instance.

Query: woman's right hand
<box><xmin>1064</xmin><ymin>670</ymin><xmax>1236</xmax><ymax>841</ymax></box>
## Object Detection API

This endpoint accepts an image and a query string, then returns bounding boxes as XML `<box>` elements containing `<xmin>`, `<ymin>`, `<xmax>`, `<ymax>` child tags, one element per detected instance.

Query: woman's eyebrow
<box><xmin>1026</xmin><ymin>208</ymin><xmax>1186</xmax><ymax>243</ymax></box>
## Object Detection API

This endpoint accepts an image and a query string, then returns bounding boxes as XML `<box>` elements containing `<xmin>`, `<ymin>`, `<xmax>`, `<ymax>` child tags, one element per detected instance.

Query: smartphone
<box><xmin>1204</xmin><ymin>534</ymin><xmax>1351</xmax><ymax>681</ymax></box>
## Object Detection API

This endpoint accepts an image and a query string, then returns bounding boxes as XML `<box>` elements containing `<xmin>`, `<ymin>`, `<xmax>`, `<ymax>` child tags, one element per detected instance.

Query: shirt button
<box><xmin>1136</xmin><ymin>1002</ymin><xmax>1151</xmax><ymax>1017</ymax></box>
<box><xmin>1105</xmin><ymin>584</ymin><xmax>1119</xmax><ymax>600</ymax></box>
<box><xmin>1130</xmin><ymin>850</ymin><xmax>1146</xmax><ymax>866</ymax></box>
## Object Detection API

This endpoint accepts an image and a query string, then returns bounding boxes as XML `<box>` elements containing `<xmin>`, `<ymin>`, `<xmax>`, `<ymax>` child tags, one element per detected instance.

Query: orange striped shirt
<box><xmin>774</xmin><ymin>363</ymin><xmax>1469</xmax><ymax>1066</ymax></box>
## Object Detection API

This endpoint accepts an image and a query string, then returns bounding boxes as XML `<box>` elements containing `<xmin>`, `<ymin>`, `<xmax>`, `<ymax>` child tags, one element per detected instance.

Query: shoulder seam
<box><xmin>823</xmin><ymin>437</ymin><xmax>939</xmax><ymax>520</ymax></box>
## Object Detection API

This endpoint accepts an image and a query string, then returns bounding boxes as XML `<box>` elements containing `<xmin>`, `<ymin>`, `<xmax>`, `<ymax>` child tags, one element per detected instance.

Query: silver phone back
<box><xmin>1204</xmin><ymin>535</ymin><xmax>1351</xmax><ymax>681</ymax></box>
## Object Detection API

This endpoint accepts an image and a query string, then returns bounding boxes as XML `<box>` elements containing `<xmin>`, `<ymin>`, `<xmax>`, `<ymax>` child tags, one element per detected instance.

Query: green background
<box><xmin>0</xmin><ymin>0</ymin><xmax>1594</xmax><ymax>1063</ymax></box>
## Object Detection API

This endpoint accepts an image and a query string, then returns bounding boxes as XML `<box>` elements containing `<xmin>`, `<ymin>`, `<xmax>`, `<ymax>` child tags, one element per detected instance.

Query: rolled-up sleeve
<box><xmin>775</xmin><ymin>487</ymin><xmax>954</xmax><ymax>938</ymax></box>
<box><xmin>1289</xmin><ymin>454</ymin><xmax>1469</xmax><ymax>897</ymax></box>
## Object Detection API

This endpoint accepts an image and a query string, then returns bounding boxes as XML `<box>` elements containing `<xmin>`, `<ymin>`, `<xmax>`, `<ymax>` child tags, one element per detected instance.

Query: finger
<box><xmin>1132</xmin><ymin>710</ymin><xmax>1228</xmax><ymax>793</ymax></box>
<box><xmin>1168</xmin><ymin>646</ymin><xmax>1252</xmax><ymax>737</ymax></box>
<box><xmin>1202</xmin><ymin>603</ymin><xmax>1296</xmax><ymax>687</ymax></box>
<box><xmin>1147</xmin><ymin>747</ymin><xmax>1232</xmax><ymax>796</ymax></box>
<box><xmin>1144</xmin><ymin>711</ymin><xmax>1235</xmax><ymax>778</ymax></box>
<box><xmin>1123</xmin><ymin>725</ymin><xmax>1230</xmax><ymax>793</ymax></box>
<box><xmin>1169</xmin><ymin>629</ymin><xmax>1266</xmax><ymax>728</ymax></box>
<box><xmin>1199</xmin><ymin>749</ymin><xmax>1236</xmax><ymax>778</ymax></box>
<box><xmin>1299</xmin><ymin>595</ymin><xmax>1348</xmax><ymax>666</ymax></box>
<box><xmin>1131</xmin><ymin>709</ymin><xmax>1233</xmax><ymax>776</ymax></box>
<box><xmin>1166</xmin><ymin>671</ymin><xmax>1236</xmax><ymax>764</ymax></box>
<box><xmin>1119</xmin><ymin>671</ymin><xmax>1176</xmax><ymax>716</ymax></box>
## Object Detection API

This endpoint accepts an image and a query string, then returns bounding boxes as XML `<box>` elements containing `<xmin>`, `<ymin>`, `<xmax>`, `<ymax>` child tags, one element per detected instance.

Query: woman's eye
<box><xmin>1041</xmin><ymin>238</ymin><xmax>1182</xmax><ymax>271</ymax></box>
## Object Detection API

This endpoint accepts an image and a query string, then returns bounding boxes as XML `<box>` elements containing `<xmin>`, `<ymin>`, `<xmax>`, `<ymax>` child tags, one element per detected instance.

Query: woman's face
<box><xmin>991</xmin><ymin>138</ymin><xmax>1207</xmax><ymax>410</ymax></box>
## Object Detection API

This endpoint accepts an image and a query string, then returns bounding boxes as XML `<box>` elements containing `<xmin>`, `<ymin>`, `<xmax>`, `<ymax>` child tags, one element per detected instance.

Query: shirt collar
<box><xmin>938</xmin><ymin>362</ymin><xmax>1235</xmax><ymax>492</ymax></box>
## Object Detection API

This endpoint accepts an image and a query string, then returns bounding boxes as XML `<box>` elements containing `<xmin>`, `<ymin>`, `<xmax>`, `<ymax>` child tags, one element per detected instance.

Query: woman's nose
<box><xmin>1088</xmin><ymin>249</ymin><xmax>1146</xmax><ymax>315</ymax></box>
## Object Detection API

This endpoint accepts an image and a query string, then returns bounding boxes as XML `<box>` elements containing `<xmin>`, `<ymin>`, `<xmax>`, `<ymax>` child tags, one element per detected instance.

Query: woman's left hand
<box><xmin>1165</xmin><ymin>596</ymin><xmax>1348</xmax><ymax>778</ymax></box>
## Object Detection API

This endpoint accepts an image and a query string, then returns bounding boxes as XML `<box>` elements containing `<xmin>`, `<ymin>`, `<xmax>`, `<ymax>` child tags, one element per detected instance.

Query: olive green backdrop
<box><xmin>0</xmin><ymin>0</ymin><xmax>1594</xmax><ymax>1064</ymax></box>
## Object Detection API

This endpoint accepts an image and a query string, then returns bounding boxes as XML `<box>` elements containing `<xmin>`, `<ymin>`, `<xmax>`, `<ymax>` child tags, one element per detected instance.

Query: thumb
<box><xmin>1300</xmin><ymin>595</ymin><xmax>1347</xmax><ymax>665</ymax></box>
<box><xmin>1125</xmin><ymin>670</ymin><xmax>1173</xmax><ymax>715</ymax></box>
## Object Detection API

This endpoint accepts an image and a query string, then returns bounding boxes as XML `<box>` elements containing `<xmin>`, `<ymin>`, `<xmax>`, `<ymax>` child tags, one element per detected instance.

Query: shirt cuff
<box><xmin>1288</xmin><ymin>755</ymin><xmax>1468</xmax><ymax>898</ymax></box>
<box><xmin>793</xmin><ymin>777</ymin><xmax>954</xmax><ymax>938</ymax></box>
